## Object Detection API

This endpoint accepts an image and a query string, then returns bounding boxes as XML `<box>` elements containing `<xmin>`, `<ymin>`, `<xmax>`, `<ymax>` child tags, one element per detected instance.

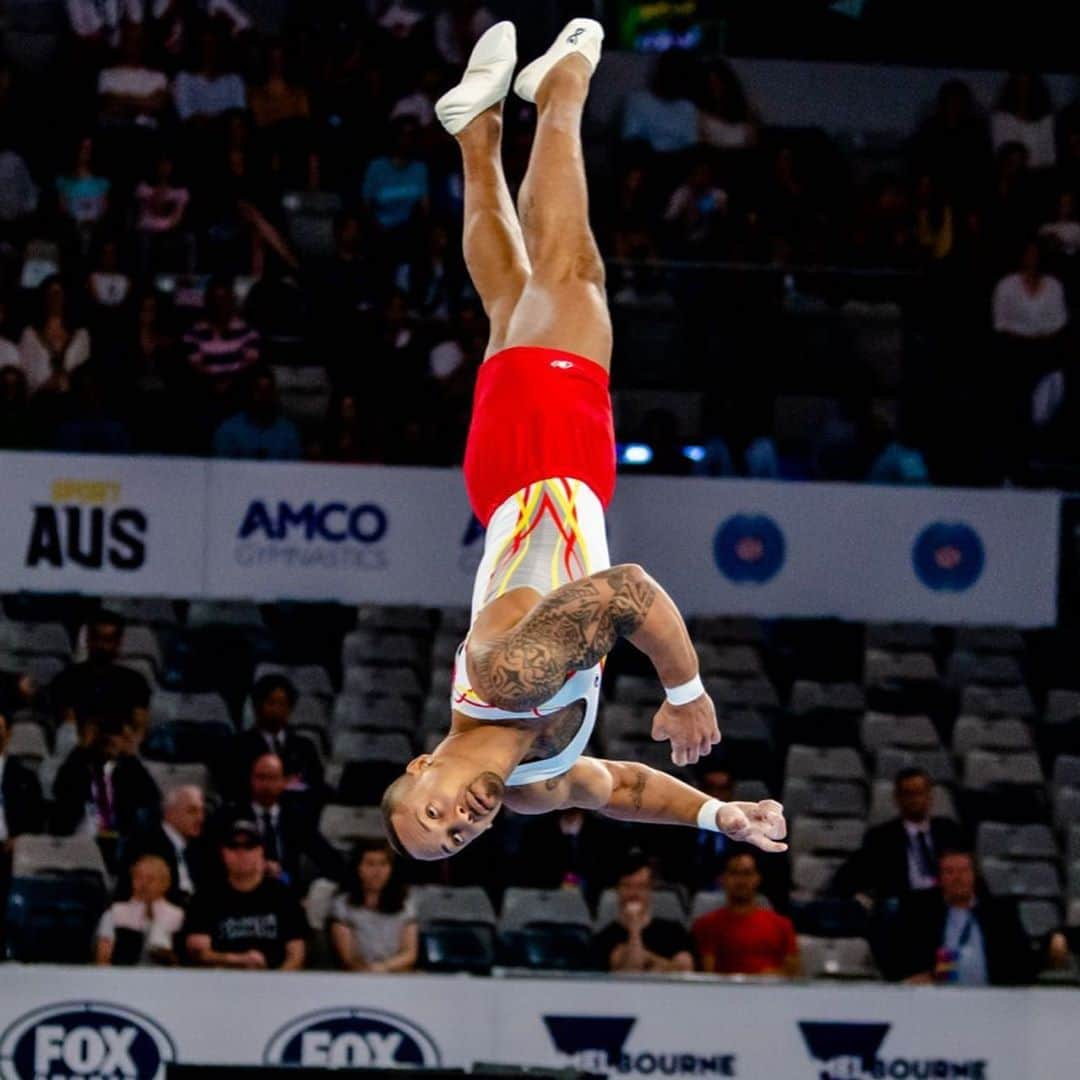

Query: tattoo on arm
<box><xmin>629</xmin><ymin>767</ymin><xmax>647</xmax><ymax>812</ymax></box>
<box><xmin>474</xmin><ymin>565</ymin><xmax>657</xmax><ymax>712</ymax></box>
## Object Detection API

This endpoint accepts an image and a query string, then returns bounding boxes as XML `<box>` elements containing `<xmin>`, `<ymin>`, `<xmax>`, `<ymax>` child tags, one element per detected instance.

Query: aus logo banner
<box><xmin>0</xmin><ymin>1002</ymin><xmax>176</xmax><ymax>1080</ymax></box>
<box><xmin>911</xmin><ymin>523</ymin><xmax>985</xmax><ymax>593</ymax></box>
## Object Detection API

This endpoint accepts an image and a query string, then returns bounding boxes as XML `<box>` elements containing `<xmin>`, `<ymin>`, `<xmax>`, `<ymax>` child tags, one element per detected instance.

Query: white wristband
<box><xmin>697</xmin><ymin>797</ymin><xmax>724</xmax><ymax>832</ymax></box>
<box><xmin>665</xmin><ymin>674</ymin><xmax>705</xmax><ymax>707</ymax></box>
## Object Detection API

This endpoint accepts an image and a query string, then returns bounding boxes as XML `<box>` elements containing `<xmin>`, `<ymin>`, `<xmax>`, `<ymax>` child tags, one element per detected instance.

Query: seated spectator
<box><xmin>697</xmin><ymin>60</ymin><xmax>757</xmax><ymax>151</ymax></box>
<box><xmin>984</xmin><ymin>141</ymin><xmax>1037</xmax><ymax>266</ymax></box>
<box><xmin>183</xmin><ymin>276</ymin><xmax>259</xmax><ymax>389</ymax></box>
<box><xmin>866</xmin><ymin>407</ymin><xmax>930</xmax><ymax>486</ymax></box>
<box><xmin>313</xmin><ymin>391</ymin><xmax>383</xmax><ymax>464</ymax></box>
<box><xmin>212</xmin><ymin>366</ymin><xmax>301</xmax><ymax>460</ymax></box>
<box><xmin>992</xmin><ymin>238</ymin><xmax>1068</xmax><ymax>341</ymax></box>
<box><xmin>0</xmin><ymin>365</ymin><xmax>34</xmax><ymax>450</ymax></box>
<box><xmin>1039</xmin><ymin>190</ymin><xmax>1080</xmax><ymax>258</ymax></box>
<box><xmin>433</xmin><ymin>0</ymin><xmax>496</xmax><ymax>66</ymax></box>
<box><xmin>611</xmin><ymin>163</ymin><xmax>658</xmax><ymax>261</ymax></box>
<box><xmin>126</xmin><ymin>785</ymin><xmax>207</xmax><ymax>906</ymax></box>
<box><xmin>97</xmin><ymin>24</ymin><xmax>170</xmax><ymax>131</ymax></box>
<box><xmin>88</xmin><ymin>237</ymin><xmax>133</xmax><ymax>313</ymax></box>
<box><xmin>184</xmin><ymin>818</ymin><xmax>307</xmax><ymax>970</ymax></box>
<box><xmin>884</xmin><ymin>851</ymin><xmax>1034</xmax><ymax>986</ymax></box>
<box><xmin>66</xmin><ymin>0</ymin><xmax>134</xmax><ymax>47</ymax></box>
<box><xmin>17</xmin><ymin>275</ymin><xmax>91</xmax><ymax>396</ymax></box>
<box><xmin>52</xmin><ymin>610</ymin><xmax>151</xmax><ymax>743</ymax></box>
<box><xmin>591</xmin><ymin>855</ymin><xmax>694</xmax><ymax>973</ymax></box>
<box><xmin>390</xmin><ymin>63</ymin><xmax>445</xmax><ymax>132</ymax></box>
<box><xmin>396</xmin><ymin>223</ymin><xmax>464</xmax><ymax>324</ymax></box>
<box><xmin>56</xmin><ymin>136</ymin><xmax>111</xmax><ymax>235</ymax></box>
<box><xmin>55</xmin><ymin>364</ymin><xmax>133</xmax><ymax>454</ymax></box>
<box><xmin>221</xmin><ymin>752</ymin><xmax>342</xmax><ymax>890</ymax></box>
<box><xmin>95</xmin><ymin>854</ymin><xmax>184</xmax><ymax>965</ymax></box>
<box><xmin>229</xmin><ymin>674</ymin><xmax>324</xmax><ymax>797</ymax></box>
<box><xmin>831</xmin><ymin>768</ymin><xmax>965</xmax><ymax>907</ymax></box>
<box><xmin>135</xmin><ymin>151</ymin><xmax>191</xmax><ymax>272</ymax></box>
<box><xmin>0</xmin><ymin>139</ymin><xmax>39</xmax><ymax>233</ymax></box>
<box><xmin>909</xmin><ymin>79</ymin><xmax>990</xmax><ymax>211</ymax></box>
<box><xmin>248</xmin><ymin>40</ymin><xmax>310</xmax><ymax>133</ymax></box>
<box><xmin>912</xmin><ymin>173</ymin><xmax>956</xmax><ymax>262</ymax></box>
<box><xmin>329</xmin><ymin>839</ymin><xmax>418</xmax><ymax>973</ymax></box>
<box><xmin>692</xmin><ymin>852</ymin><xmax>800</xmax><ymax>976</ymax></box>
<box><xmin>51</xmin><ymin>706</ymin><xmax>161</xmax><ymax>841</ymax></box>
<box><xmin>622</xmin><ymin>52</ymin><xmax>698</xmax><ymax>155</ymax></box>
<box><xmin>173</xmin><ymin>29</ymin><xmax>246</xmax><ymax>125</ymax></box>
<box><xmin>362</xmin><ymin>118</ymin><xmax>430</xmax><ymax>240</ymax></box>
<box><xmin>992</xmin><ymin>72</ymin><xmax>1056</xmax><ymax>170</ymax></box>
<box><xmin>663</xmin><ymin>159</ymin><xmax>728</xmax><ymax>257</ymax></box>
<box><xmin>1</xmin><ymin>707</ymin><xmax>45</xmax><ymax>846</ymax></box>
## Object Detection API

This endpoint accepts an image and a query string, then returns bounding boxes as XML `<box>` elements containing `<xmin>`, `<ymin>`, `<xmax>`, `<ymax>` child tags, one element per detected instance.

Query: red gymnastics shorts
<box><xmin>463</xmin><ymin>346</ymin><xmax>616</xmax><ymax>527</ymax></box>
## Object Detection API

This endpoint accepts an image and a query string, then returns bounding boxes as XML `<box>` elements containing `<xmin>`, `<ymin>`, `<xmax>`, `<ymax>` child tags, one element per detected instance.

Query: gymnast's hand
<box><xmin>716</xmin><ymin>800</ymin><xmax>788</xmax><ymax>853</ymax></box>
<box><xmin>651</xmin><ymin>693</ymin><xmax>721</xmax><ymax>767</ymax></box>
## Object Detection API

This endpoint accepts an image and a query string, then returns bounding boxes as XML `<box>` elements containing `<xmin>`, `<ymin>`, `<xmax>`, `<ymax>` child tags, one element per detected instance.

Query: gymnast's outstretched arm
<box><xmin>467</xmin><ymin>563</ymin><xmax>720</xmax><ymax>766</ymax></box>
<box><xmin>503</xmin><ymin>756</ymin><xmax>788</xmax><ymax>853</ymax></box>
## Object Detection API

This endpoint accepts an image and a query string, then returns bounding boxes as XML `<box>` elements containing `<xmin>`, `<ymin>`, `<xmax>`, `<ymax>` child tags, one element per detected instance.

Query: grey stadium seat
<box><xmin>1056</xmin><ymin>787</ymin><xmax>1080</xmax><ymax>829</ymax></box>
<box><xmin>319</xmin><ymin>805</ymin><xmax>384</xmax><ymax>848</ymax></box>
<box><xmin>150</xmin><ymin>691</ymin><xmax>231</xmax><ymax>728</ymax></box>
<box><xmin>1019</xmin><ymin>899</ymin><xmax>1061</xmax><ymax>940</ymax></box>
<box><xmin>799</xmin><ymin>935</ymin><xmax>878</xmax><ymax>979</ymax></box>
<box><xmin>1053</xmin><ymin>757</ymin><xmax>1080</xmax><ymax>789</ymax></box>
<box><xmin>954</xmin><ymin>626</ymin><xmax>1025</xmax><ymax>655</ymax></box>
<box><xmin>499</xmin><ymin>888</ymin><xmax>592</xmax><ymax>933</ymax></box>
<box><xmin>860</xmin><ymin>712</ymin><xmax>940</xmax><ymax>752</ymax></box>
<box><xmin>789</xmin><ymin>681</ymin><xmax>866</xmax><ymax>717</ymax></box>
<box><xmin>6</xmin><ymin>722</ymin><xmax>49</xmax><ymax>763</ymax></box>
<box><xmin>864</xmin><ymin>650</ymin><xmax>937</xmax><ymax>687</ymax></box>
<box><xmin>1068</xmin><ymin>824</ymin><xmax>1080</xmax><ymax>865</ymax></box>
<box><xmin>953</xmin><ymin>716</ymin><xmax>1033</xmax><ymax>755</ymax></box>
<box><xmin>981</xmin><ymin>858</ymin><xmax>1061</xmax><ymax>900</ymax></box>
<box><xmin>1046</xmin><ymin>691</ymin><xmax>1080</xmax><ymax>726</ymax></box>
<box><xmin>791</xmin><ymin>816</ymin><xmax>865</xmax><ymax>858</ymax></box>
<box><xmin>7</xmin><ymin>621</ymin><xmax>71</xmax><ymax>658</ymax></box>
<box><xmin>104</xmin><ymin>597</ymin><xmax>178</xmax><ymax>627</ymax></box>
<box><xmin>14</xmin><ymin>834</ymin><xmax>108</xmax><ymax>881</ymax></box>
<box><xmin>187</xmin><ymin>601</ymin><xmax>264</xmax><ymax>630</ymax></box>
<box><xmin>432</xmin><ymin>634</ymin><xmax>463</xmax><ymax>667</ymax></box>
<box><xmin>1069</xmin><ymin>861</ymin><xmax>1080</xmax><ymax>898</ymax></box>
<box><xmin>706</xmin><ymin>676</ymin><xmax>780</xmax><ymax>711</ymax></box>
<box><xmin>865</xmin><ymin>623</ymin><xmax>934</xmax><ymax>651</ymax></box>
<box><xmin>343</xmin><ymin>665</ymin><xmax>423</xmax><ymax>699</ymax></box>
<box><xmin>792</xmin><ymin>854</ymin><xmax>844</xmax><ymax>898</ymax></box>
<box><xmin>331</xmin><ymin>694</ymin><xmax>416</xmax><ymax>734</ymax></box>
<box><xmin>963</xmin><ymin>751</ymin><xmax>1044</xmax><ymax>790</ymax></box>
<box><xmin>601</xmin><ymin>703</ymin><xmax>653</xmax><ymax>743</ymax></box>
<box><xmin>786</xmin><ymin>746</ymin><xmax>866</xmax><ymax>784</ymax></box>
<box><xmin>733</xmin><ymin>779</ymin><xmax>772</xmax><ymax>803</ymax></box>
<box><xmin>118</xmin><ymin>625</ymin><xmax>164</xmax><ymax>671</ymax></box>
<box><xmin>144</xmin><ymin>761</ymin><xmax>210</xmax><ymax>796</ymax></box>
<box><xmin>946</xmin><ymin>651</ymin><xmax>1023</xmax><ymax>688</ymax></box>
<box><xmin>615</xmin><ymin>675</ymin><xmax>660</xmax><ymax>705</ymax></box>
<box><xmin>253</xmin><ymin>663</ymin><xmax>334</xmax><ymax>700</ymax></box>
<box><xmin>413</xmin><ymin>885</ymin><xmax>496</xmax><ymax>927</ymax></box>
<box><xmin>875</xmin><ymin>747</ymin><xmax>955</xmax><ymax>784</ymax></box>
<box><xmin>976</xmin><ymin>823</ymin><xmax>1058</xmax><ymax>861</ymax></box>
<box><xmin>342</xmin><ymin>632</ymin><xmax>427</xmax><ymax>671</ymax></box>
<box><xmin>783</xmin><ymin>779</ymin><xmax>867</xmax><ymax>819</ymax></box>
<box><xmin>437</xmin><ymin>607</ymin><xmax>471</xmax><ymax>635</ymax></box>
<box><xmin>961</xmin><ymin>685</ymin><xmax>1035</xmax><ymax>720</ymax></box>
<box><xmin>331</xmin><ymin>731</ymin><xmax>413</xmax><ymax>765</ymax></box>
<box><xmin>355</xmin><ymin>605</ymin><xmax>434</xmax><ymax>634</ymax></box>
<box><xmin>595</xmin><ymin>887</ymin><xmax>685</xmax><ymax>929</ymax></box>
<box><xmin>697</xmin><ymin>643</ymin><xmax>763</xmax><ymax>678</ymax></box>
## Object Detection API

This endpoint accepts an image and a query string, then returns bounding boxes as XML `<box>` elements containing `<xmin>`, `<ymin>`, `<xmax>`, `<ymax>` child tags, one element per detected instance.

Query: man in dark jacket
<box><xmin>882</xmin><ymin>850</ymin><xmax>1035</xmax><ymax>986</ymax></box>
<box><xmin>125</xmin><ymin>785</ymin><xmax>208</xmax><ymax>906</ymax></box>
<box><xmin>0</xmin><ymin>709</ymin><xmax>45</xmax><ymax>843</ymax></box>
<box><xmin>832</xmin><ymin>767</ymin><xmax>966</xmax><ymax>905</ymax></box>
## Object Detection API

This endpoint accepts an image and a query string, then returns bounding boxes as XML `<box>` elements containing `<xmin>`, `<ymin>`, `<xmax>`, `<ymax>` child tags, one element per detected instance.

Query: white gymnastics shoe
<box><xmin>435</xmin><ymin>21</ymin><xmax>517</xmax><ymax>136</ymax></box>
<box><xmin>512</xmin><ymin>18</ymin><xmax>604</xmax><ymax>104</ymax></box>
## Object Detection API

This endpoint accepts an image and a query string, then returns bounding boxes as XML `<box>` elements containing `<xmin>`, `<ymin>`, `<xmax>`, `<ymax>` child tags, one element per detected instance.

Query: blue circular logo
<box><xmin>265</xmin><ymin>1008</ymin><xmax>441</xmax><ymax>1069</ymax></box>
<box><xmin>0</xmin><ymin>1002</ymin><xmax>175</xmax><ymax>1080</ymax></box>
<box><xmin>912</xmin><ymin>522</ymin><xmax>985</xmax><ymax>592</ymax></box>
<box><xmin>714</xmin><ymin>514</ymin><xmax>786</xmax><ymax>585</ymax></box>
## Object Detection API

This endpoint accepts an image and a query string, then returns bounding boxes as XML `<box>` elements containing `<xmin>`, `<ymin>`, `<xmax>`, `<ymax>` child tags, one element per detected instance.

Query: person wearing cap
<box><xmin>183</xmin><ymin>819</ymin><xmax>307</xmax><ymax>970</ymax></box>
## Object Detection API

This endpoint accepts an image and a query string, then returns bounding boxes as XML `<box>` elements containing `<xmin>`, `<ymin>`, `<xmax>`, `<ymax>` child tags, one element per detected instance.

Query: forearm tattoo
<box><xmin>474</xmin><ymin>565</ymin><xmax>657</xmax><ymax>712</ymax></box>
<box><xmin>628</xmin><ymin>767</ymin><xmax>647</xmax><ymax>812</ymax></box>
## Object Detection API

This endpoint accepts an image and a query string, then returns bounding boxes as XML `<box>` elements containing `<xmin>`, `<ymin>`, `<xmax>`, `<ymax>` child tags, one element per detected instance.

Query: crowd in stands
<box><xmin>5</xmin><ymin>594</ymin><xmax>1080</xmax><ymax>984</ymax></box>
<box><xmin>0</xmin><ymin>4</ymin><xmax>1079</xmax><ymax>485</ymax></box>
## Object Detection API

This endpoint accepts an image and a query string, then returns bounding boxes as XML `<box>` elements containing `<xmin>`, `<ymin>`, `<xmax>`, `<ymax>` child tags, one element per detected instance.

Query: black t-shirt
<box><xmin>590</xmin><ymin>918</ymin><xmax>694</xmax><ymax>971</ymax></box>
<box><xmin>183</xmin><ymin>877</ymin><xmax>307</xmax><ymax>969</ymax></box>
<box><xmin>52</xmin><ymin>661</ymin><xmax>151</xmax><ymax>718</ymax></box>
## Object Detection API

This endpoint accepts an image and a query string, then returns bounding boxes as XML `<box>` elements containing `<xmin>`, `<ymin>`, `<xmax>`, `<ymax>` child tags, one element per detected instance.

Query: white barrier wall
<box><xmin>0</xmin><ymin>967</ymin><xmax>1077</xmax><ymax>1079</ymax></box>
<box><xmin>0</xmin><ymin>453</ymin><xmax>1060</xmax><ymax>626</ymax></box>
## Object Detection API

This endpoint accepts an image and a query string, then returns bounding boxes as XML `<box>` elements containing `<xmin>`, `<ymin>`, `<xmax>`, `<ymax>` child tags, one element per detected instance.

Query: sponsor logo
<box><xmin>233</xmin><ymin>500</ymin><xmax>389</xmax><ymax>572</ymax></box>
<box><xmin>0</xmin><ymin>1002</ymin><xmax>175</xmax><ymax>1080</ymax></box>
<box><xmin>543</xmin><ymin>1016</ymin><xmax>736</xmax><ymax>1077</ymax></box>
<box><xmin>25</xmin><ymin>480</ymin><xmax>146</xmax><ymax>572</ymax></box>
<box><xmin>265</xmin><ymin>1008</ymin><xmax>440</xmax><ymax>1069</ymax></box>
<box><xmin>551</xmin><ymin>360</ymin><xmax>575</xmax><ymax>369</ymax></box>
<box><xmin>713</xmin><ymin>513</ymin><xmax>785</xmax><ymax>585</ymax></box>
<box><xmin>566</xmin><ymin>27</ymin><xmax>586</xmax><ymax>44</ymax></box>
<box><xmin>912</xmin><ymin>522</ymin><xmax>984</xmax><ymax>593</ymax></box>
<box><xmin>797</xmin><ymin>1021</ymin><xmax>988</xmax><ymax>1079</ymax></box>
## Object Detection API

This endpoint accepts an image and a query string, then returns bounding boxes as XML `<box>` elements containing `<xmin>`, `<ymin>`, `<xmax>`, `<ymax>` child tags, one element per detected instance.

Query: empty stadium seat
<box><xmin>431</xmin><ymin>634</ymin><xmax>462</xmax><ymax>667</ymax></box>
<box><xmin>874</xmin><ymin>747</ymin><xmax>955</xmax><ymax>784</ymax></box>
<box><xmin>697</xmin><ymin>643</ymin><xmax>763</xmax><ymax>677</ymax></box>
<box><xmin>1018</xmin><ymin>899</ymin><xmax>1061</xmax><ymax>941</ymax></box>
<box><xmin>13</xmin><ymin>834</ymin><xmax>108</xmax><ymax>881</ymax></box>
<box><xmin>1053</xmin><ymin>757</ymin><xmax>1080</xmax><ymax>789</ymax></box>
<box><xmin>499</xmin><ymin>888</ymin><xmax>592</xmax><ymax>934</ymax></box>
<box><xmin>343</xmin><ymin>665</ymin><xmax>423</xmax><ymax>699</ymax></box>
<box><xmin>865</xmin><ymin>623</ymin><xmax>935</xmax><ymax>651</ymax></box>
<box><xmin>318</xmin><ymin>804</ymin><xmax>385</xmax><ymax>849</ymax></box>
<box><xmin>954</xmin><ymin>626</ymin><xmax>1025</xmax><ymax>655</ymax></box>
<box><xmin>783</xmin><ymin>778</ymin><xmax>867</xmax><ymax>819</ymax></box>
<box><xmin>961</xmin><ymin>685</ymin><xmax>1035</xmax><ymax>719</ymax></box>
<box><xmin>1056</xmin><ymin>787</ymin><xmax>1080</xmax><ymax>829</ymax></box>
<box><xmin>118</xmin><ymin>625</ymin><xmax>164</xmax><ymax>671</ymax></box>
<box><xmin>5</xmin><ymin>874</ymin><xmax>106</xmax><ymax>964</ymax></box>
<box><xmin>436</xmin><ymin>607</ymin><xmax>471</xmax><ymax>636</ymax></box>
<box><xmin>187</xmin><ymin>601</ymin><xmax>265</xmax><ymax>631</ymax></box>
<box><xmin>615</xmin><ymin>675</ymin><xmax>660</xmax><ymax>704</ymax></box>
<box><xmin>332</xmin><ymin>731</ymin><xmax>412</xmax><ymax>765</ymax></box>
<box><xmin>705</xmin><ymin>677</ymin><xmax>780</xmax><ymax>711</ymax></box>
<box><xmin>1046</xmin><ymin>691</ymin><xmax>1080</xmax><ymax>726</ymax></box>
<box><xmin>6</xmin><ymin>721</ymin><xmax>49</xmax><ymax>764</ymax></box>
<box><xmin>792</xmin><ymin>854</ymin><xmax>844</xmax><ymax>898</ymax></box>
<box><xmin>355</xmin><ymin>605</ymin><xmax>434</xmax><ymax>634</ymax></box>
<box><xmin>798</xmin><ymin>935</ymin><xmax>877</xmax><ymax>979</ymax></box>
<box><xmin>6</xmin><ymin>621</ymin><xmax>71</xmax><ymax>658</ymax></box>
<box><xmin>860</xmin><ymin>712</ymin><xmax>940</xmax><ymax>751</ymax></box>
<box><xmin>105</xmin><ymin>598</ymin><xmax>179</xmax><ymax>627</ymax></box>
<box><xmin>791</xmin><ymin>816</ymin><xmax>865</xmax><ymax>858</ymax></box>
<box><xmin>864</xmin><ymin>650</ymin><xmax>937</xmax><ymax>687</ymax></box>
<box><xmin>413</xmin><ymin>885</ymin><xmax>497</xmax><ymax>926</ymax></box>
<box><xmin>981</xmin><ymin>858</ymin><xmax>1061</xmax><ymax>900</ymax></box>
<box><xmin>331</xmin><ymin>695</ymin><xmax>416</xmax><ymax>735</ymax></box>
<box><xmin>786</xmin><ymin>746</ymin><xmax>866</xmax><ymax>783</ymax></box>
<box><xmin>601</xmin><ymin>703</ymin><xmax>653</xmax><ymax>744</ymax></box>
<box><xmin>946</xmin><ymin>651</ymin><xmax>1023</xmax><ymax>688</ymax></box>
<box><xmin>342</xmin><ymin>631</ymin><xmax>427</xmax><ymax>671</ymax></box>
<box><xmin>150</xmin><ymin>691</ymin><xmax>231</xmax><ymax>728</ymax></box>
<box><xmin>733</xmin><ymin>779</ymin><xmax>772</xmax><ymax>803</ymax></box>
<box><xmin>253</xmin><ymin>663</ymin><xmax>334</xmax><ymax>700</ymax></box>
<box><xmin>789</xmin><ymin>681</ymin><xmax>866</xmax><ymax>717</ymax></box>
<box><xmin>976</xmin><ymin>823</ymin><xmax>1058</xmax><ymax>862</ymax></box>
<box><xmin>964</xmin><ymin>751</ymin><xmax>1044</xmax><ymax>789</ymax></box>
<box><xmin>953</xmin><ymin>716</ymin><xmax>1033</xmax><ymax>755</ymax></box>
<box><xmin>144</xmin><ymin>761</ymin><xmax>211</xmax><ymax>797</ymax></box>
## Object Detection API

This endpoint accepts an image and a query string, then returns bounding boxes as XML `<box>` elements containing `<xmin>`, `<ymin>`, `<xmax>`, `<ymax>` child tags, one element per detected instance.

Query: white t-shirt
<box><xmin>173</xmin><ymin>71</ymin><xmax>246</xmax><ymax>121</ymax></box>
<box><xmin>391</xmin><ymin>92</ymin><xmax>435</xmax><ymax>128</ymax></box>
<box><xmin>0</xmin><ymin>337</ymin><xmax>19</xmax><ymax>370</ymax></box>
<box><xmin>699</xmin><ymin>113</ymin><xmax>755</xmax><ymax>150</ymax></box>
<box><xmin>991</xmin><ymin>111</ymin><xmax>1056</xmax><ymax>170</ymax></box>
<box><xmin>17</xmin><ymin>326</ymin><xmax>91</xmax><ymax>394</ymax></box>
<box><xmin>330</xmin><ymin>894</ymin><xmax>415</xmax><ymax>965</ymax></box>
<box><xmin>992</xmin><ymin>273</ymin><xmax>1068</xmax><ymax>339</ymax></box>
<box><xmin>97</xmin><ymin>898</ymin><xmax>185</xmax><ymax>960</ymax></box>
<box><xmin>1039</xmin><ymin>220</ymin><xmax>1080</xmax><ymax>256</ymax></box>
<box><xmin>98</xmin><ymin>65</ymin><xmax>168</xmax><ymax>99</ymax></box>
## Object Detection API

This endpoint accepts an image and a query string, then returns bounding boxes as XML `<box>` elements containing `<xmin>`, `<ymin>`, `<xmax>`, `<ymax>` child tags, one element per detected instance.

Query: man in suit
<box><xmin>228</xmin><ymin>675</ymin><xmax>324</xmax><ymax>802</ymax></box>
<box><xmin>51</xmin><ymin>705</ymin><xmax>161</xmax><ymax>842</ymax></box>
<box><xmin>220</xmin><ymin>752</ymin><xmax>342</xmax><ymax>891</ymax></box>
<box><xmin>126</xmin><ymin>785</ymin><xmax>208</xmax><ymax>906</ymax></box>
<box><xmin>883</xmin><ymin>850</ymin><xmax>1035</xmax><ymax>986</ymax></box>
<box><xmin>831</xmin><ymin>767</ymin><xmax>966</xmax><ymax>906</ymax></box>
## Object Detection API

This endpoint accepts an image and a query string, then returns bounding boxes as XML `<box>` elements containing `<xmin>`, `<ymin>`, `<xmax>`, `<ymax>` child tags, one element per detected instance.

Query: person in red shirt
<box><xmin>693</xmin><ymin>852</ymin><xmax>800</xmax><ymax>976</ymax></box>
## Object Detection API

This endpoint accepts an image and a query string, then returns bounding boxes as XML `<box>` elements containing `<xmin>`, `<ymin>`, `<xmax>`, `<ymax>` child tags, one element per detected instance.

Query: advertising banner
<box><xmin>0</xmin><ymin>967</ymin><xmax>1074</xmax><ymax>1079</ymax></box>
<box><xmin>0</xmin><ymin>454</ymin><xmax>206</xmax><ymax>598</ymax></box>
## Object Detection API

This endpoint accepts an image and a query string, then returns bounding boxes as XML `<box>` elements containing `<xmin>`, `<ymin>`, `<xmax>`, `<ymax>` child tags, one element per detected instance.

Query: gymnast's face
<box><xmin>387</xmin><ymin>756</ymin><xmax>505</xmax><ymax>860</ymax></box>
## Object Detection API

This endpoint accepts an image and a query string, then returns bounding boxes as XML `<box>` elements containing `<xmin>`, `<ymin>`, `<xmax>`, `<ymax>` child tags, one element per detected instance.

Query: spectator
<box><xmin>611</xmin><ymin>163</ymin><xmax>657</xmax><ymax>261</ymax></box>
<box><xmin>831</xmin><ymin>768</ymin><xmax>965</xmax><ymax>907</ymax></box>
<box><xmin>230</xmin><ymin>674</ymin><xmax>324</xmax><ymax>797</ymax></box>
<box><xmin>248</xmin><ymin>40</ymin><xmax>310</xmax><ymax>133</ymax></box>
<box><xmin>126</xmin><ymin>785</ymin><xmax>207</xmax><ymax>906</ymax></box>
<box><xmin>692</xmin><ymin>852</ymin><xmax>800</xmax><ymax>976</ymax></box>
<box><xmin>88</xmin><ymin>237</ymin><xmax>133</xmax><ymax>312</ymax></box>
<box><xmin>223</xmin><ymin>752</ymin><xmax>341</xmax><ymax>889</ymax></box>
<box><xmin>183</xmin><ymin>276</ymin><xmax>260</xmax><ymax>389</ymax></box>
<box><xmin>912</xmin><ymin>172</ymin><xmax>955</xmax><ymax>262</ymax></box>
<box><xmin>50</xmin><ymin>706</ymin><xmax>161</xmax><ymax>840</ymax></box>
<box><xmin>17</xmin><ymin>276</ymin><xmax>91</xmax><ymax>395</ymax></box>
<box><xmin>1040</xmin><ymin>190</ymin><xmax>1080</xmax><ymax>257</ymax></box>
<box><xmin>433</xmin><ymin>0</ymin><xmax>496</xmax><ymax>67</ymax></box>
<box><xmin>992</xmin><ymin>72</ymin><xmax>1056</xmax><ymax>170</ymax></box>
<box><xmin>314</xmin><ymin>391</ymin><xmax>383</xmax><ymax>464</ymax></box>
<box><xmin>0</xmin><ymin>365</ymin><xmax>34</xmax><ymax>450</ymax></box>
<box><xmin>993</xmin><ymin>239</ymin><xmax>1068</xmax><ymax>341</ymax></box>
<box><xmin>885</xmin><ymin>851</ymin><xmax>1034</xmax><ymax>986</ymax></box>
<box><xmin>0</xmin><ymin>707</ymin><xmax>46</xmax><ymax>846</ymax></box>
<box><xmin>135</xmin><ymin>151</ymin><xmax>191</xmax><ymax>272</ymax></box>
<box><xmin>663</xmin><ymin>159</ymin><xmax>728</xmax><ymax>257</ymax></box>
<box><xmin>329</xmin><ymin>839</ymin><xmax>418</xmax><ymax>973</ymax></box>
<box><xmin>397</xmin><ymin>222</ymin><xmax>464</xmax><ymax>323</ymax></box>
<box><xmin>95</xmin><ymin>854</ymin><xmax>184</xmax><ymax>965</ymax></box>
<box><xmin>910</xmin><ymin>79</ymin><xmax>990</xmax><ymax>211</ymax></box>
<box><xmin>97</xmin><ymin>24</ymin><xmax>170</xmax><ymax>131</ymax></box>
<box><xmin>173</xmin><ymin>29</ymin><xmax>246</xmax><ymax>125</ymax></box>
<box><xmin>212</xmin><ymin>365</ymin><xmax>301</xmax><ymax>460</ymax></box>
<box><xmin>56</xmin><ymin>136</ymin><xmax>111</xmax><ymax>234</ymax></box>
<box><xmin>622</xmin><ymin>51</ymin><xmax>698</xmax><ymax>155</ymax></box>
<box><xmin>184</xmin><ymin>818</ymin><xmax>307</xmax><ymax>970</ymax></box>
<box><xmin>0</xmin><ymin>138</ymin><xmax>39</xmax><ymax>231</ymax></box>
<box><xmin>591</xmin><ymin>855</ymin><xmax>694</xmax><ymax>973</ymax></box>
<box><xmin>362</xmin><ymin>117</ymin><xmax>430</xmax><ymax>238</ymax></box>
<box><xmin>51</xmin><ymin>610</ymin><xmax>151</xmax><ymax>743</ymax></box>
<box><xmin>55</xmin><ymin>364</ymin><xmax>133</xmax><ymax>453</ymax></box>
<box><xmin>66</xmin><ymin>0</ymin><xmax>138</xmax><ymax>48</ymax></box>
<box><xmin>390</xmin><ymin>63</ymin><xmax>445</xmax><ymax>132</ymax></box>
<box><xmin>696</xmin><ymin>60</ymin><xmax>757</xmax><ymax>151</ymax></box>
